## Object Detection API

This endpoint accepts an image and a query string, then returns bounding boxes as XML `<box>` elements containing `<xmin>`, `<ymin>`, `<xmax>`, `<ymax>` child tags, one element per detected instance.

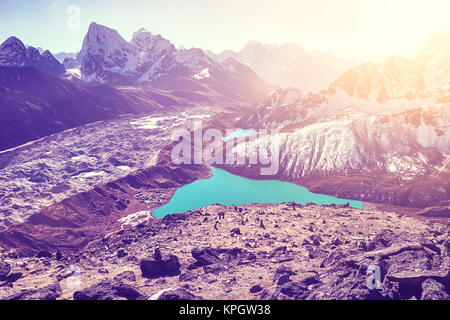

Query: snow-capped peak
<box><xmin>131</xmin><ymin>28</ymin><xmax>175</xmax><ymax>61</ymax></box>
<box><xmin>0</xmin><ymin>36</ymin><xmax>26</xmax><ymax>53</ymax></box>
<box><xmin>78</xmin><ymin>22</ymin><xmax>132</xmax><ymax>60</ymax></box>
<box><xmin>0</xmin><ymin>36</ymin><xmax>65</xmax><ymax>76</ymax></box>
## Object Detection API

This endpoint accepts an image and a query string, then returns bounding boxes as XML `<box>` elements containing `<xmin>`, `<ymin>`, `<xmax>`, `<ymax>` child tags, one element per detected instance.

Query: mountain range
<box><xmin>206</xmin><ymin>41</ymin><xmax>359</xmax><ymax>91</ymax></box>
<box><xmin>229</xmin><ymin>32</ymin><xmax>450</xmax><ymax>209</ymax></box>
<box><xmin>0</xmin><ymin>23</ymin><xmax>274</xmax><ymax>151</ymax></box>
<box><xmin>332</xmin><ymin>31</ymin><xmax>450</xmax><ymax>102</ymax></box>
<box><xmin>63</xmin><ymin>23</ymin><xmax>272</xmax><ymax>103</ymax></box>
<box><xmin>0</xmin><ymin>37</ymin><xmax>65</xmax><ymax>76</ymax></box>
<box><xmin>0</xmin><ymin>23</ymin><xmax>449</xmax><ymax>209</ymax></box>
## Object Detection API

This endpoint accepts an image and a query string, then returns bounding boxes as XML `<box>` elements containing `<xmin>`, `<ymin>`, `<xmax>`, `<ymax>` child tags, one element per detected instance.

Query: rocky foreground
<box><xmin>0</xmin><ymin>203</ymin><xmax>449</xmax><ymax>300</ymax></box>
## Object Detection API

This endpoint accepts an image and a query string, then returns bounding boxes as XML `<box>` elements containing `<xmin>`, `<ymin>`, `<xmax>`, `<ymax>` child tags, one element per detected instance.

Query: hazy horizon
<box><xmin>1</xmin><ymin>0</ymin><xmax>450</xmax><ymax>62</ymax></box>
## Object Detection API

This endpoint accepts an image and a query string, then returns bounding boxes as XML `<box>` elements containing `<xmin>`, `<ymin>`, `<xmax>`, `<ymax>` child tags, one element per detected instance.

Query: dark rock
<box><xmin>73</xmin><ymin>279</ymin><xmax>147</xmax><ymax>300</ymax></box>
<box><xmin>250</xmin><ymin>285</ymin><xmax>263</xmax><ymax>293</ymax></box>
<box><xmin>274</xmin><ymin>266</ymin><xmax>296</xmax><ymax>285</ymax></box>
<box><xmin>98</xmin><ymin>268</ymin><xmax>109</xmax><ymax>274</ymax></box>
<box><xmin>7</xmin><ymin>251</ymin><xmax>18</xmax><ymax>259</ymax></box>
<box><xmin>260</xmin><ymin>286</ymin><xmax>282</xmax><ymax>300</ymax></box>
<box><xmin>5</xmin><ymin>272</ymin><xmax>22</xmax><ymax>283</ymax></box>
<box><xmin>179</xmin><ymin>272</ymin><xmax>199</xmax><ymax>282</ymax></box>
<box><xmin>191</xmin><ymin>247</ymin><xmax>243</xmax><ymax>266</ymax></box>
<box><xmin>421</xmin><ymin>278</ymin><xmax>450</xmax><ymax>300</ymax></box>
<box><xmin>310</xmin><ymin>235</ymin><xmax>322</xmax><ymax>246</ymax></box>
<box><xmin>387</xmin><ymin>270</ymin><xmax>450</xmax><ymax>288</ymax></box>
<box><xmin>280</xmin><ymin>282</ymin><xmax>309</xmax><ymax>299</ymax></box>
<box><xmin>309</xmin><ymin>249</ymin><xmax>328</xmax><ymax>259</ymax></box>
<box><xmin>230</xmin><ymin>228</ymin><xmax>241</xmax><ymax>235</ymax></box>
<box><xmin>367</xmin><ymin>230</ymin><xmax>397</xmax><ymax>251</ymax></box>
<box><xmin>56</xmin><ymin>250</ymin><xmax>63</xmax><ymax>261</ymax></box>
<box><xmin>5</xmin><ymin>282</ymin><xmax>61</xmax><ymax>300</ymax></box>
<box><xmin>298</xmin><ymin>272</ymin><xmax>320</xmax><ymax>286</ymax></box>
<box><xmin>140</xmin><ymin>250</ymin><xmax>180</xmax><ymax>278</ymax></box>
<box><xmin>331</xmin><ymin>237</ymin><xmax>343</xmax><ymax>246</ymax></box>
<box><xmin>0</xmin><ymin>261</ymin><xmax>11</xmax><ymax>281</ymax></box>
<box><xmin>276</xmin><ymin>275</ymin><xmax>291</xmax><ymax>285</ymax></box>
<box><xmin>36</xmin><ymin>250</ymin><xmax>52</xmax><ymax>259</ymax></box>
<box><xmin>203</xmin><ymin>264</ymin><xmax>228</xmax><ymax>274</ymax></box>
<box><xmin>114</xmin><ymin>282</ymin><xmax>147</xmax><ymax>300</ymax></box>
<box><xmin>156</xmin><ymin>288</ymin><xmax>203</xmax><ymax>300</ymax></box>
<box><xmin>114</xmin><ymin>271</ymin><xmax>136</xmax><ymax>283</ymax></box>
<box><xmin>117</xmin><ymin>249</ymin><xmax>127</xmax><ymax>258</ymax></box>
<box><xmin>320</xmin><ymin>250</ymin><xmax>346</xmax><ymax>268</ymax></box>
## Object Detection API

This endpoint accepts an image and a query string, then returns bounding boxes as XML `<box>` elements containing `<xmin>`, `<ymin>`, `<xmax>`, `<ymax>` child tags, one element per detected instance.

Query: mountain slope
<box><xmin>0</xmin><ymin>66</ymin><xmax>183</xmax><ymax>151</ymax></box>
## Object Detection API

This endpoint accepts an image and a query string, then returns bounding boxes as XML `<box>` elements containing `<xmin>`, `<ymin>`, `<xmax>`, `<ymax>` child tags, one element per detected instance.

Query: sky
<box><xmin>1</xmin><ymin>0</ymin><xmax>449</xmax><ymax>62</ymax></box>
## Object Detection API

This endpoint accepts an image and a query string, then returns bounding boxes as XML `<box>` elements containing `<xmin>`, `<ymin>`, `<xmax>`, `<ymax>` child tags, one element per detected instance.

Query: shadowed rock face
<box><xmin>0</xmin><ymin>202</ymin><xmax>448</xmax><ymax>300</ymax></box>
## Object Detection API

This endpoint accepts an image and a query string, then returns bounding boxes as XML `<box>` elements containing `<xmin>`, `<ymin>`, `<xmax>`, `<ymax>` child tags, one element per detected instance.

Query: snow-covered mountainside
<box><xmin>238</xmin><ymin>99</ymin><xmax>450</xmax><ymax>177</ymax></box>
<box><xmin>241</xmin><ymin>33</ymin><xmax>450</xmax><ymax>129</ymax></box>
<box><xmin>229</xmin><ymin>102</ymin><xmax>450</xmax><ymax>208</ymax></box>
<box><xmin>206</xmin><ymin>41</ymin><xmax>358</xmax><ymax>91</ymax></box>
<box><xmin>0</xmin><ymin>37</ymin><xmax>65</xmax><ymax>76</ymax></box>
<box><xmin>229</xmin><ymin>33</ymin><xmax>450</xmax><ymax>208</ymax></box>
<box><xmin>332</xmin><ymin>31</ymin><xmax>450</xmax><ymax>102</ymax></box>
<box><xmin>64</xmin><ymin>23</ymin><xmax>271</xmax><ymax>103</ymax></box>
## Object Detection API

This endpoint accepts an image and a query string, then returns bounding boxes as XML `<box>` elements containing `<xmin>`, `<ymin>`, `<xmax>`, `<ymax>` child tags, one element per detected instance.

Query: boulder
<box><xmin>140</xmin><ymin>249</ymin><xmax>180</xmax><ymax>278</ymax></box>
<box><xmin>36</xmin><ymin>250</ymin><xmax>52</xmax><ymax>259</ymax></box>
<box><xmin>117</xmin><ymin>249</ymin><xmax>127</xmax><ymax>258</ymax></box>
<box><xmin>114</xmin><ymin>271</ymin><xmax>136</xmax><ymax>283</ymax></box>
<box><xmin>203</xmin><ymin>264</ymin><xmax>228</xmax><ymax>274</ymax></box>
<box><xmin>191</xmin><ymin>247</ymin><xmax>242</xmax><ymax>266</ymax></box>
<box><xmin>5</xmin><ymin>281</ymin><xmax>61</xmax><ymax>300</ymax></box>
<box><xmin>279</xmin><ymin>282</ymin><xmax>309</xmax><ymax>299</ymax></box>
<box><xmin>0</xmin><ymin>261</ymin><xmax>11</xmax><ymax>281</ymax></box>
<box><xmin>156</xmin><ymin>288</ymin><xmax>203</xmax><ymax>300</ymax></box>
<box><xmin>73</xmin><ymin>280</ymin><xmax>147</xmax><ymax>300</ymax></box>
<box><xmin>250</xmin><ymin>285</ymin><xmax>263</xmax><ymax>293</ymax></box>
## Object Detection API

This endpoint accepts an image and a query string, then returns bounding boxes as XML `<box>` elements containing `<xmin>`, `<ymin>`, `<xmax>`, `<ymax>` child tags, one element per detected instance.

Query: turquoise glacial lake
<box><xmin>222</xmin><ymin>129</ymin><xmax>258</xmax><ymax>142</ymax></box>
<box><xmin>152</xmin><ymin>167</ymin><xmax>363</xmax><ymax>218</ymax></box>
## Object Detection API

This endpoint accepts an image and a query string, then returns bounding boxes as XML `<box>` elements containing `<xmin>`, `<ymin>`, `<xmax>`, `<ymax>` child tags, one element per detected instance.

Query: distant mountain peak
<box><xmin>332</xmin><ymin>31</ymin><xmax>450</xmax><ymax>102</ymax></box>
<box><xmin>0</xmin><ymin>36</ymin><xmax>26</xmax><ymax>52</ymax></box>
<box><xmin>206</xmin><ymin>40</ymin><xmax>358</xmax><ymax>91</ymax></box>
<box><xmin>0</xmin><ymin>36</ymin><xmax>65</xmax><ymax>76</ymax></box>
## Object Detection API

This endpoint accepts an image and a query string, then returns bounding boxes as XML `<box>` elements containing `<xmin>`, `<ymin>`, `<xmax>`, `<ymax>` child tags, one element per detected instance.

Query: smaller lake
<box><xmin>152</xmin><ymin>167</ymin><xmax>363</xmax><ymax>218</ymax></box>
<box><xmin>222</xmin><ymin>129</ymin><xmax>258</xmax><ymax>142</ymax></box>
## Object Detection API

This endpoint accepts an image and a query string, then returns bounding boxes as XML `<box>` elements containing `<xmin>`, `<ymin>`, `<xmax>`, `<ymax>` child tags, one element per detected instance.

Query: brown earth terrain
<box><xmin>0</xmin><ymin>202</ymin><xmax>448</xmax><ymax>300</ymax></box>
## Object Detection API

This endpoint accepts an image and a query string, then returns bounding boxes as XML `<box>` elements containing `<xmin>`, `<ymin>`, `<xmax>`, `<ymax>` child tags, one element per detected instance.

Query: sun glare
<box><xmin>367</xmin><ymin>5</ymin><xmax>382</xmax><ymax>30</ymax></box>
